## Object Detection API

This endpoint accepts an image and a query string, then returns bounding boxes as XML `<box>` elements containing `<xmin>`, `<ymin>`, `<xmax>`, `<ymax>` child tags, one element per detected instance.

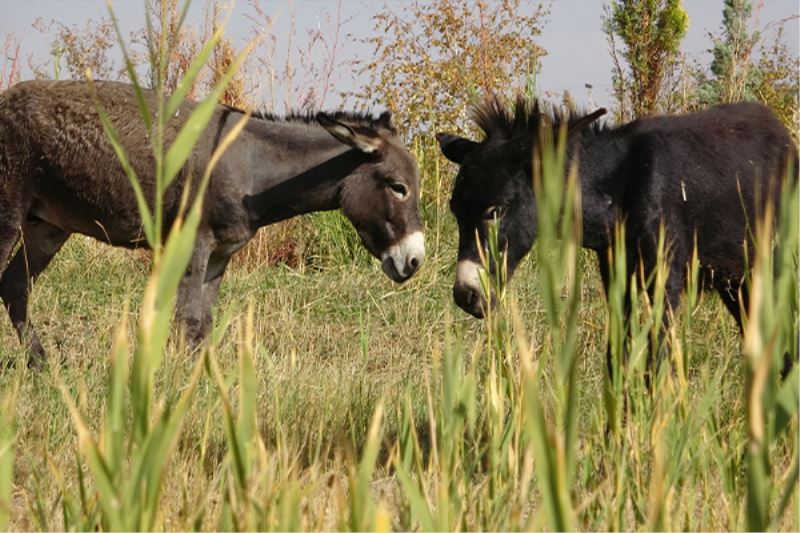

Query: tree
<box><xmin>355</xmin><ymin>0</ymin><xmax>549</xmax><ymax>137</ymax></box>
<box><xmin>752</xmin><ymin>24</ymin><xmax>799</xmax><ymax>143</ymax></box>
<box><xmin>604</xmin><ymin>0</ymin><xmax>689</xmax><ymax>120</ymax></box>
<box><xmin>693</xmin><ymin>1</ymin><xmax>798</xmax><ymax>141</ymax></box>
<box><xmin>697</xmin><ymin>0</ymin><xmax>761</xmax><ymax>104</ymax></box>
<box><xmin>30</xmin><ymin>16</ymin><xmax>121</xmax><ymax>81</ymax></box>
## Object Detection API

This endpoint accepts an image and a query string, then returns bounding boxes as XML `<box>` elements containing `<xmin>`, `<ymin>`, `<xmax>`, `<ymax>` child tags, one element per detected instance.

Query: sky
<box><xmin>1</xmin><ymin>0</ymin><xmax>798</xmax><ymax>110</ymax></box>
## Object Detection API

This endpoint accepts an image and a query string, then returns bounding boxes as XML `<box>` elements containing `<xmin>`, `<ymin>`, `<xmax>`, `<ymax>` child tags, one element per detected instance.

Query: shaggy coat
<box><xmin>0</xmin><ymin>80</ymin><xmax>425</xmax><ymax>366</ymax></box>
<box><xmin>439</xmin><ymin>96</ymin><xmax>797</xmax><ymax>366</ymax></box>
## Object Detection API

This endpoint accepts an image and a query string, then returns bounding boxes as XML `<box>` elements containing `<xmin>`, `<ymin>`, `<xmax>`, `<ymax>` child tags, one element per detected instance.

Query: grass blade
<box><xmin>87</xmin><ymin>74</ymin><xmax>156</xmax><ymax>247</ymax></box>
<box><xmin>59</xmin><ymin>385</ymin><xmax>124</xmax><ymax>531</ymax></box>
<box><xmin>0</xmin><ymin>381</ymin><xmax>18</xmax><ymax>532</ymax></box>
<box><xmin>163</xmin><ymin>36</ymin><xmax>259</xmax><ymax>188</ymax></box>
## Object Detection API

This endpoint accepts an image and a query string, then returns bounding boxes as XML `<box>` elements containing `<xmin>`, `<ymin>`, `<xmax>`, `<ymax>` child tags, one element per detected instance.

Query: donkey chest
<box><xmin>206</xmin><ymin>199</ymin><xmax>254</xmax><ymax>256</ymax></box>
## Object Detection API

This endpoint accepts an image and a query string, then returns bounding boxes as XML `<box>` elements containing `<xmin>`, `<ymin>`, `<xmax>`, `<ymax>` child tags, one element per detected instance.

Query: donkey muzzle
<box><xmin>453</xmin><ymin>259</ymin><xmax>493</xmax><ymax>318</ymax></box>
<box><xmin>381</xmin><ymin>231</ymin><xmax>425</xmax><ymax>283</ymax></box>
<box><xmin>453</xmin><ymin>283</ymin><xmax>486</xmax><ymax>318</ymax></box>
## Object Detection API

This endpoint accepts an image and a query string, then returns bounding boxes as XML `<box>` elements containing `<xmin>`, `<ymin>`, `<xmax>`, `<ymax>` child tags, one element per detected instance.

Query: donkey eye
<box><xmin>483</xmin><ymin>205</ymin><xmax>505</xmax><ymax>221</ymax></box>
<box><xmin>389</xmin><ymin>182</ymin><xmax>409</xmax><ymax>199</ymax></box>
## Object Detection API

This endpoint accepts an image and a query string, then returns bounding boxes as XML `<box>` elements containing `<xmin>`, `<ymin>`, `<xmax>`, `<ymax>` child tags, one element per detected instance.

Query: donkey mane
<box><xmin>222</xmin><ymin>104</ymin><xmax>396</xmax><ymax>133</ymax></box>
<box><xmin>471</xmin><ymin>94</ymin><xmax>608</xmax><ymax>140</ymax></box>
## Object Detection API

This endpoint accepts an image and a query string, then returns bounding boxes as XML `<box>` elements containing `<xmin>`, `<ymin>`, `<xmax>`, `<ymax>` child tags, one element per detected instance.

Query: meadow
<box><xmin>0</xmin><ymin>134</ymin><xmax>797</xmax><ymax>530</ymax></box>
<box><xmin>0</xmin><ymin>1</ymin><xmax>798</xmax><ymax>530</ymax></box>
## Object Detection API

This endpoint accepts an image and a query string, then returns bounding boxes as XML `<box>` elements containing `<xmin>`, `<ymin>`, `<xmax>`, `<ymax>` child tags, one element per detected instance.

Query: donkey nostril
<box><xmin>408</xmin><ymin>255</ymin><xmax>420</xmax><ymax>271</ymax></box>
<box><xmin>465</xmin><ymin>287</ymin><xmax>476</xmax><ymax>305</ymax></box>
<box><xmin>453</xmin><ymin>283</ymin><xmax>486</xmax><ymax>318</ymax></box>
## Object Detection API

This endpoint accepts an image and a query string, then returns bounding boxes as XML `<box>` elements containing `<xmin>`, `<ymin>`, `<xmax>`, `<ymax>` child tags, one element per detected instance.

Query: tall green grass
<box><xmin>0</xmin><ymin>377</ymin><xmax>16</xmax><ymax>531</ymax></box>
<box><xmin>0</xmin><ymin>1</ymin><xmax>797</xmax><ymax>530</ymax></box>
<box><xmin>2</xmin><ymin>150</ymin><xmax>797</xmax><ymax>531</ymax></box>
<box><xmin>741</xmin><ymin>178</ymin><xmax>799</xmax><ymax>531</ymax></box>
<box><xmin>43</xmin><ymin>1</ymin><xmax>257</xmax><ymax>529</ymax></box>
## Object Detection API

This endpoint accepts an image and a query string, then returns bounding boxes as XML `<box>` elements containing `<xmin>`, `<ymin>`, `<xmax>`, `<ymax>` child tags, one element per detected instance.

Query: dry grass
<box><xmin>0</xmin><ymin>1</ymin><xmax>797</xmax><ymax>528</ymax></box>
<box><xmin>1</xmin><ymin>222</ymin><xmax>795</xmax><ymax>529</ymax></box>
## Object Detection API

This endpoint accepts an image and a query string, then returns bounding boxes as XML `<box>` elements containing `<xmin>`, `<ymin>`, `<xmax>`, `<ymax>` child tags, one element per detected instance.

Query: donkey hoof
<box><xmin>26</xmin><ymin>340</ymin><xmax>47</xmax><ymax>370</ymax></box>
<box><xmin>27</xmin><ymin>355</ymin><xmax>45</xmax><ymax>370</ymax></box>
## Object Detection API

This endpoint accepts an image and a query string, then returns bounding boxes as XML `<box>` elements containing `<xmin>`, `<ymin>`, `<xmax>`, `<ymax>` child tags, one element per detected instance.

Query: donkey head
<box><xmin>318</xmin><ymin>112</ymin><xmax>425</xmax><ymax>283</ymax></box>
<box><xmin>437</xmin><ymin>96</ymin><xmax>605</xmax><ymax>318</ymax></box>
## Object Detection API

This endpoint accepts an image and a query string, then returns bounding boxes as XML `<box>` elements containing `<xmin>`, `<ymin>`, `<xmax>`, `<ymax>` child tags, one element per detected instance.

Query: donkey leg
<box><xmin>596</xmin><ymin>248</ymin><xmax>636</xmax><ymax>379</ymax></box>
<box><xmin>643</xmin><ymin>264</ymin><xmax>685</xmax><ymax>390</ymax></box>
<box><xmin>0</xmin><ymin>224</ymin><xmax>19</xmax><ymax>270</ymax></box>
<box><xmin>0</xmin><ymin>217</ymin><xmax>70</xmax><ymax>368</ymax></box>
<box><xmin>198</xmin><ymin>252</ymin><xmax>231</xmax><ymax>340</ymax></box>
<box><xmin>0</xmin><ymin>224</ymin><xmax>21</xmax><ymax>367</ymax></box>
<box><xmin>597</xmin><ymin>247</ymin><xmax>638</xmax><ymax>438</ymax></box>
<box><xmin>596</xmin><ymin>251</ymin><xmax>618</xmax><ymax>378</ymax></box>
<box><xmin>0</xmin><ymin>185</ymin><xmax>28</xmax><ymax>365</ymax></box>
<box><xmin>175</xmin><ymin>236</ymin><xmax>212</xmax><ymax>350</ymax></box>
<box><xmin>719</xmin><ymin>283</ymin><xmax>796</xmax><ymax>379</ymax></box>
<box><xmin>717</xmin><ymin>278</ymin><xmax>747</xmax><ymax>332</ymax></box>
<box><xmin>0</xmin><ymin>197</ymin><xmax>24</xmax><ymax>272</ymax></box>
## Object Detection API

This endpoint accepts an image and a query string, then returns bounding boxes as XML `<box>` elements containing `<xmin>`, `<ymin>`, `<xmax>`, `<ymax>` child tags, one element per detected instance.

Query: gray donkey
<box><xmin>0</xmin><ymin>80</ymin><xmax>425</xmax><ymax>366</ymax></box>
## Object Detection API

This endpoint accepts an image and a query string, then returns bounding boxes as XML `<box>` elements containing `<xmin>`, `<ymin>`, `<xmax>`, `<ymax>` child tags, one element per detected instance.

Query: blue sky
<box><xmin>2</xmin><ymin>0</ymin><xmax>798</xmax><ymax>109</ymax></box>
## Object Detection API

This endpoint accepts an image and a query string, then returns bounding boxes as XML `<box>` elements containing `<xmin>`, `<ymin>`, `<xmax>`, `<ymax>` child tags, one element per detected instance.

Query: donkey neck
<box><xmin>573</xmin><ymin>126</ymin><xmax>634</xmax><ymax>249</ymax></box>
<box><xmin>576</xmin><ymin>127</ymin><xmax>632</xmax><ymax>188</ymax></box>
<box><xmin>239</xmin><ymin>118</ymin><xmax>369</xmax><ymax>228</ymax></box>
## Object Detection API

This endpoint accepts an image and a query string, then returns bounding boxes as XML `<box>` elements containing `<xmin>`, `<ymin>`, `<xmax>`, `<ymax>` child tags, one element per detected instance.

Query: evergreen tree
<box><xmin>698</xmin><ymin>0</ymin><xmax>761</xmax><ymax>103</ymax></box>
<box><xmin>604</xmin><ymin>0</ymin><xmax>689</xmax><ymax>119</ymax></box>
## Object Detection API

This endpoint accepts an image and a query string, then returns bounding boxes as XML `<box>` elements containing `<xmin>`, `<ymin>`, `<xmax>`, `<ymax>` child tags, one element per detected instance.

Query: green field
<box><xmin>0</xmin><ymin>4</ymin><xmax>797</xmax><ymax>526</ymax></box>
<box><xmin>0</xmin><ymin>171</ymin><xmax>796</xmax><ymax>529</ymax></box>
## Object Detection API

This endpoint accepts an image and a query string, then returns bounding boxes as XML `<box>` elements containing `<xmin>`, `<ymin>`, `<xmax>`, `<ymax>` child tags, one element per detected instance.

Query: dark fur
<box><xmin>238</xmin><ymin>106</ymin><xmax>396</xmax><ymax>133</ymax></box>
<box><xmin>439</xmin><ymin>95</ymin><xmax>797</xmax><ymax>367</ymax></box>
<box><xmin>0</xmin><ymin>80</ymin><xmax>422</xmax><ymax>366</ymax></box>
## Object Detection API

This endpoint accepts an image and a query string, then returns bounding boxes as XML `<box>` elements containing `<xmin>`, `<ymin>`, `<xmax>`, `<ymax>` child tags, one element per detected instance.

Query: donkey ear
<box><xmin>436</xmin><ymin>132</ymin><xmax>478</xmax><ymax>164</ymax></box>
<box><xmin>377</xmin><ymin>111</ymin><xmax>393</xmax><ymax>129</ymax></box>
<box><xmin>317</xmin><ymin>113</ymin><xmax>383</xmax><ymax>154</ymax></box>
<box><xmin>568</xmin><ymin>108</ymin><xmax>607</xmax><ymax>136</ymax></box>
